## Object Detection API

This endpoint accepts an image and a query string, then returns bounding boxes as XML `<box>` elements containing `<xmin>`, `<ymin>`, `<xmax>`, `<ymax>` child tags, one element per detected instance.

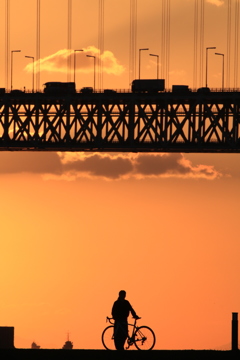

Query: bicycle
<box><xmin>101</xmin><ymin>317</ymin><xmax>156</xmax><ymax>350</ymax></box>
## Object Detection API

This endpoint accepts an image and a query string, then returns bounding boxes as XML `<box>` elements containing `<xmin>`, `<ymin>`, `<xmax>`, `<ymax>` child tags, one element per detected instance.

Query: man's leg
<box><xmin>114</xmin><ymin>322</ymin><xmax>127</xmax><ymax>350</ymax></box>
<box><xmin>114</xmin><ymin>323</ymin><xmax>123</xmax><ymax>350</ymax></box>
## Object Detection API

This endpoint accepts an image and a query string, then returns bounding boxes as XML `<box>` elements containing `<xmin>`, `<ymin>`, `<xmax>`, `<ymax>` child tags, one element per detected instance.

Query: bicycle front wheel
<box><xmin>102</xmin><ymin>325</ymin><xmax>115</xmax><ymax>350</ymax></box>
<box><xmin>134</xmin><ymin>326</ymin><xmax>156</xmax><ymax>350</ymax></box>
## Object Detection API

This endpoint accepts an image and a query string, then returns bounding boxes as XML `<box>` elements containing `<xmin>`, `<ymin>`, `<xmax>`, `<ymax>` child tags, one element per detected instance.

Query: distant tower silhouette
<box><xmin>31</xmin><ymin>341</ymin><xmax>40</xmax><ymax>349</ymax></box>
<box><xmin>62</xmin><ymin>333</ymin><xmax>73</xmax><ymax>349</ymax></box>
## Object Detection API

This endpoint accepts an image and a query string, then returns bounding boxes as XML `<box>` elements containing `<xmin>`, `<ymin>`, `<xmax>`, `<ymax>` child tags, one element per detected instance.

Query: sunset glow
<box><xmin>0</xmin><ymin>0</ymin><xmax>240</xmax><ymax>351</ymax></box>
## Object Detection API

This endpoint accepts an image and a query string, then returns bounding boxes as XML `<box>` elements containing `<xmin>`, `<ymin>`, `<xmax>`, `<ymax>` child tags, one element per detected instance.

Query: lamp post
<box><xmin>139</xmin><ymin>48</ymin><xmax>149</xmax><ymax>79</ymax></box>
<box><xmin>86</xmin><ymin>55</ymin><xmax>96</xmax><ymax>91</ymax></box>
<box><xmin>25</xmin><ymin>56</ymin><xmax>35</xmax><ymax>92</ymax></box>
<box><xmin>11</xmin><ymin>50</ymin><xmax>21</xmax><ymax>91</ymax></box>
<box><xmin>206</xmin><ymin>46</ymin><xmax>216</xmax><ymax>87</ymax></box>
<box><xmin>215</xmin><ymin>52</ymin><xmax>224</xmax><ymax>91</ymax></box>
<box><xmin>149</xmin><ymin>54</ymin><xmax>159</xmax><ymax>79</ymax></box>
<box><xmin>74</xmin><ymin>49</ymin><xmax>83</xmax><ymax>84</ymax></box>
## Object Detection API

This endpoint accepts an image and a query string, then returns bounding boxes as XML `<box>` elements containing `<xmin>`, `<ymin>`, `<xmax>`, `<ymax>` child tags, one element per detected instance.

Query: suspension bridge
<box><xmin>1</xmin><ymin>89</ymin><xmax>240</xmax><ymax>153</ymax></box>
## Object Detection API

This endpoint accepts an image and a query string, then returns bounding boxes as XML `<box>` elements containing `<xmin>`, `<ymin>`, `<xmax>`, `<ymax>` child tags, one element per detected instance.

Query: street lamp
<box><xmin>149</xmin><ymin>54</ymin><xmax>159</xmax><ymax>79</ymax></box>
<box><xmin>11</xmin><ymin>50</ymin><xmax>21</xmax><ymax>91</ymax></box>
<box><xmin>25</xmin><ymin>56</ymin><xmax>35</xmax><ymax>92</ymax></box>
<box><xmin>215</xmin><ymin>53</ymin><xmax>224</xmax><ymax>91</ymax></box>
<box><xmin>139</xmin><ymin>48</ymin><xmax>149</xmax><ymax>79</ymax></box>
<box><xmin>74</xmin><ymin>49</ymin><xmax>83</xmax><ymax>84</ymax></box>
<box><xmin>206</xmin><ymin>46</ymin><xmax>216</xmax><ymax>87</ymax></box>
<box><xmin>86</xmin><ymin>55</ymin><xmax>96</xmax><ymax>91</ymax></box>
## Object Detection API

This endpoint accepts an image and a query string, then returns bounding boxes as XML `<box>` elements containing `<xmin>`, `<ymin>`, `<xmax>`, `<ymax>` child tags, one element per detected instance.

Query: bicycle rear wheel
<box><xmin>134</xmin><ymin>326</ymin><xmax>156</xmax><ymax>350</ymax></box>
<box><xmin>102</xmin><ymin>325</ymin><xmax>115</xmax><ymax>350</ymax></box>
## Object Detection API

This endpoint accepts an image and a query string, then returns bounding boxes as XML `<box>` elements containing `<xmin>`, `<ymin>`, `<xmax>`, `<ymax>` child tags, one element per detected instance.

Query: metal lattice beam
<box><xmin>1</xmin><ymin>92</ymin><xmax>240</xmax><ymax>152</ymax></box>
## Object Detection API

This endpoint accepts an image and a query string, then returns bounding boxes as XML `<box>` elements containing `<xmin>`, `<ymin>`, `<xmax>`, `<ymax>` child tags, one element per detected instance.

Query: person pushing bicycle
<box><xmin>111</xmin><ymin>290</ymin><xmax>140</xmax><ymax>350</ymax></box>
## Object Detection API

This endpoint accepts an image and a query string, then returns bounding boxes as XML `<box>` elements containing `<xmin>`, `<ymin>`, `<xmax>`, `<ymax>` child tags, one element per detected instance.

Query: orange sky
<box><xmin>0</xmin><ymin>0</ymin><xmax>234</xmax><ymax>91</ymax></box>
<box><xmin>0</xmin><ymin>0</ymin><xmax>240</xmax><ymax>351</ymax></box>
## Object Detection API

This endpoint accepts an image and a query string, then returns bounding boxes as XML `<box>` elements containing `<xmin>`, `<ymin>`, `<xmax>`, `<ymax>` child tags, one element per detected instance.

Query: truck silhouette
<box><xmin>43</xmin><ymin>82</ymin><xmax>76</xmax><ymax>94</ymax></box>
<box><xmin>131</xmin><ymin>79</ymin><xmax>165</xmax><ymax>93</ymax></box>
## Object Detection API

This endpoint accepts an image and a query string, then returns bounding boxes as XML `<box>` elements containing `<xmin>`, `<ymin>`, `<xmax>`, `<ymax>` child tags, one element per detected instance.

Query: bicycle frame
<box><xmin>126</xmin><ymin>318</ymin><xmax>138</xmax><ymax>348</ymax></box>
<box><xmin>106</xmin><ymin>317</ymin><xmax>140</xmax><ymax>349</ymax></box>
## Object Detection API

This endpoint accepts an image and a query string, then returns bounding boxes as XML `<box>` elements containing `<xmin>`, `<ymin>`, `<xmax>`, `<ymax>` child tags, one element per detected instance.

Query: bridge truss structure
<box><xmin>0</xmin><ymin>91</ymin><xmax>240</xmax><ymax>152</ymax></box>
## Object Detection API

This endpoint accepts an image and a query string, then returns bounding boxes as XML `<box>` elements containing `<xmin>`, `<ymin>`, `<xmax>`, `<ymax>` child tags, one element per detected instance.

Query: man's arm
<box><xmin>111</xmin><ymin>302</ymin><xmax>116</xmax><ymax>319</ymax></box>
<box><xmin>128</xmin><ymin>302</ymin><xmax>138</xmax><ymax>318</ymax></box>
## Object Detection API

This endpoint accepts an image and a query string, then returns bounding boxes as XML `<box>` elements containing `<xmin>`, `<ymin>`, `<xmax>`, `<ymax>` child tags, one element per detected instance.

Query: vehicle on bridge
<box><xmin>43</xmin><ymin>82</ymin><xmax>76</xmax><ymax>94</ymax></box>
<box><xmin>10</xmin><ymin>89</ymin><xmax>24</xmax><ymax>95</ymax></box>
<box><xmin>104</xmin><ymin>89</ymin><xmax>117</xmax><ymax>94</ymax></box>
<box><xmin>197</xmin><ymin>87</ymin><xmax>211</xmax><ymax>93</ymax></box>
<box><xmin>131</xmin><ymin>79</ymin><xmax>165</xmax><ymax>93</ymax></box>
<box><xmin>80</xmin><ymin>87</ymin><xmax>93</xmax><ymax>93</ymax></box>
<box><xmin>172</xmin><ymin>85</ymin><xmax>191</xmax><ymax>93</ymax></box>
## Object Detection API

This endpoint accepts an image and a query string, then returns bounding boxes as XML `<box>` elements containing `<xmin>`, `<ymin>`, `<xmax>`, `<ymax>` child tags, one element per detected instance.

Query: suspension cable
<box><xmin>226</xmin><ymin>0</ymin><xmax>231</xmax><ymax>88</ymax></box>
<box><xmin>161</xmin><ymin>0</ymin><xmax>170</xmax><ymax>88</ymax></box>
<box><xmin>193</xmin><ymin>0</ymin><xmax>198</xmax><ymax>89</ymax></box>
<box><xmin>36</xmin><ymin>0</ymin><xmax>41</xmax><ymax>91</ymax></box>
<box><xmin>98</xmin><ymin>0</ymin><xmax>104</xmax><ymax>90</ymax></box>
<box><xmin>161</xmin><ymin>0</ymin><xmax>166</xmax><ymax>80</ymax></box>
<box><xmin>5</xmin><ymin>0</ymin><xmax>10</xmax><ymax>90</ymax></box>
<box><xmin>129</xmin><ymin>0</ymin><xmax>137</xmax><ymax>85</ymax></box>
<box><xmin>166</xmin><ymin>0</ymin><xmax>170</xmax><ymax>89</ymax></box>
<box><xmin>67</xmin><ymin>0</ymin><xmax>72</xmax><ymax>82</ymax></box>
<box><xmin>199</xmin><ymin>0</ymin><xmax>205</xmax><ymax>87</ymax></box>
<box><xmin>234</xmin><ymin>0</ymin><xmax>239</xmax><ymax>89</ymax></box>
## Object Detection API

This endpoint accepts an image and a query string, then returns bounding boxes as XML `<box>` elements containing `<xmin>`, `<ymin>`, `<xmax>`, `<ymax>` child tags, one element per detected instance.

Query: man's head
<box><xmin>118</xmin><ymin>290</ymin><xmax>126</xmax><ymax>299</ymax></box>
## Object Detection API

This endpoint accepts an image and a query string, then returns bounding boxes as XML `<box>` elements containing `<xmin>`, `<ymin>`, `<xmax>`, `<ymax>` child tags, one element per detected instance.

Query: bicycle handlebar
<box><xmin>106</xmin><ymin>316</ymin><xmax>141</xmax><ymax>324</ymax></box>
<box><xmin>106</xmin><ymin>317</ymin><xmax>114</xmax><ymax>324</ymax></box>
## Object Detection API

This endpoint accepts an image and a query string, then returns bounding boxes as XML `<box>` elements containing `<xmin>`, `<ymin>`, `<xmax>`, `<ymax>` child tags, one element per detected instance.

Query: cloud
<box><xmin>24</xmin><ymin>46</ymin><xmax>125</xmax><ymax>76</ymax></box>
<box><xmin>59</xmin><ymin>153</ymin><xmax>133</xmax><ymax>179</ymax></box>
<box><xmin>56</xmin><ymin>152</ymin><xmax>222</xmax><ymax>180</ymax></box>
<box><xmin>207</xmin><ymin>0</ymin><xmax>224</xmax><ymax>6</ymax></box>
<box><xmin>0</xmin><ymin>152</ymin><xmax>221</xmax><ymax>180</ymax></box>
<box><xmin>0</xmin><ymin>152</ymin><xmax>62</xmax><ymax>174</ymax></box>
<box><xmin>133</xmin><ymin>153</ymin><xmax>220</xmax><ymax>180</ymax></box>
<box><xmin>101</xmin><ymin>50</ymin><xmax>125</xmax><ymax>75</ymax></box>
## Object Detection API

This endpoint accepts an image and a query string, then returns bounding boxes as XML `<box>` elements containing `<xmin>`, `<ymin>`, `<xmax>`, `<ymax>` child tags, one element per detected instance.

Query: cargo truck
<box><xmin>44</xmin><ymin>82</ymin><xmax>76</xmax><ymax>94</ymax></box>
<box><xmin>131</xmin><ymin>79</ymin><xmax>165</xmax><ymax>93</ymax></box>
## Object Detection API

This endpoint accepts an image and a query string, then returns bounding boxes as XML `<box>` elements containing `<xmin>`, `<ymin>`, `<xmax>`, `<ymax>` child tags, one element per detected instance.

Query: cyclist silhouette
<box><xmin>111</xmin><ymin>290</ymin><xmax>139</xmax><ymax>350</ymax></box>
